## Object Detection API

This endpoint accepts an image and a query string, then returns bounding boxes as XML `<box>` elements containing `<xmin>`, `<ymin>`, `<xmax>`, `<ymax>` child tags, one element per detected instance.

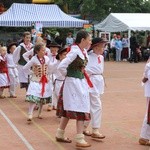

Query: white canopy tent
<box><xmin>94</xmin><ymin>13</ymin><xmax>150</xmax><ymax>57</ymax></box>
<box><xmin>0</xmin><ymin>3</ymin><xmax>89</xmax><ymax>28</ymax></box>
<box><xmin>94</xmin><ymin>13</ymin><xmax>150</xmax><ymax>32</ymax></box>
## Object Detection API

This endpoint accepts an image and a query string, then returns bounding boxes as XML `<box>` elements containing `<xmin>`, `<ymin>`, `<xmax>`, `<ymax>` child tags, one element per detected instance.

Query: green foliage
<box><xmin>1</xmin><ymin>0</ymin><xmax>150</xmax><ymax>37</ymax></box>
<box><xmin>55</xmin><ymin>0</ymin><xmax>150</xmax><ymax>21</ymax></box>
<box><xmin>0</xmin><ymin>0</ymin><xmax>27</xmax><ymax>8</ymax></box>
<box><xmin>3</xmin><ymin>0</ymin><xmax>150</xmax><ymax>22</ymax></box>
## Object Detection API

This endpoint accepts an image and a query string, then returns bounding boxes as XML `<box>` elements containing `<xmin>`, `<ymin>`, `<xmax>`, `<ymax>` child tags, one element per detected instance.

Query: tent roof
<box><xmin>94</xmin><ymin>13</ymin><xmax>150</xmax><ymax>32</ymax></box>
<box><xmin>0</xmin><ymin>3</ymin><xmax>89</xmax><ymax>27</ymax></box>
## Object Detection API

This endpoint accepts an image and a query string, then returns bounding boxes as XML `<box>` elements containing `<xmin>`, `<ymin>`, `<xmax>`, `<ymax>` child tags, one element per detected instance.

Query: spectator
<box><xmin>122</xmin><ymin>34</ymin><xmax>129</xmax><ymax>61</ymax></box>
<box><xmin>115</xmin><ymin>35</ymin><xmax>123</xmax><ymax>62</ymax></box>
<box><xmin>129</xmin><ymin>32</ymin><xmax>138</xmax><ymax>63</ymax></box>
<box><xmin>66</xmin><ymin>32</ymin><xmax>74</xmax><ymax>46</ymax></box>
<box><xmin>147</xmin><ymin>32</ymin><xmax>150</xmax><ymax>48</ymax></box>
<box><xmin>110</xmin><ymin>34</ymin><xmax>117</xmax><ymax>61</ymax></box>
<box><xmin>55</xmin><ymin>32</ymin><xmax>63</xmax><ymax>46</ymax></box>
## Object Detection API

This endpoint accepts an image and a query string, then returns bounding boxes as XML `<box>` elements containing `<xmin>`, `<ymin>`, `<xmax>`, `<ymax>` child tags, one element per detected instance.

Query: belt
<box><xmin>53</xmin><ymin>78</ymin><xmax>64</xmax><ymax>85</ymax></box>
<box><xmin>91</xmin><ymin>74</ymin><xmax>102</xmax><ymax>76</ymax></box>
<box><xmin>53</xmin><ymin>78</ymin><xmax>65</xmax><ymax>91</ymax></box>
<box><xmin>90</xmin><ymin>74</ymin><xmax>107</xmax><ymax>87</ymax></box>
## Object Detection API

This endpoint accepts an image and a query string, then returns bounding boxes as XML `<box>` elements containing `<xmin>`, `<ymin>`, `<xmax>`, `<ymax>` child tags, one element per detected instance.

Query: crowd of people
<box><xmin>104</xmin><ymin>32</ymin><xmax>150</xmax><ymax>63</ymax></box>
<box><xmin>0</xmin><ymin>29</ymin><xmax>150</xmax><ymax>148</ymax></box>
<box><xmin>0</xmin><ymin>30</ymin><xmax>106</xmax><ymax>148</ymax></box>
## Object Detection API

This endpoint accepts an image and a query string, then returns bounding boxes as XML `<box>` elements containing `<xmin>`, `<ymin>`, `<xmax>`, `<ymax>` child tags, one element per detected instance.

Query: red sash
<box><xmin>77</xmin><ymin>44</ymin><xmax>93</xmax><ymax>88</ymax></box>
<box><xmin>37</xmin><ymin>55</ymin><xmax>48</xmax><ymax>96</ymax></box>
<box><xmin>83</xmin><ymin>70</ymin><xmax>93</xmax><ymax>88</ymax></box>
<box><xmin>40</xmin><ymin>75</ymin><xmax>48</xmax><ymax>97</ymax></box>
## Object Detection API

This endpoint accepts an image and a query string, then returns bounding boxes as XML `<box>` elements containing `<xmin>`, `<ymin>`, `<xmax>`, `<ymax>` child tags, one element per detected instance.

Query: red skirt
<box><xmin>56</xmin><ymin>83</ymin><xmax>90</xmax><ymax>121</ymax></box>
<box><xmin>121</xmin><ymin>47</ymin><xmax>128</xmax><ymax>59</ymax></box>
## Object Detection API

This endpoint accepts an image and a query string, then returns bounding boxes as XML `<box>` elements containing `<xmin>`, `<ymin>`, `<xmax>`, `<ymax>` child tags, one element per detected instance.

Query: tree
<box><xmin>55</xmin><ymin>0</ymin><xmax>150</xmax><ymax>22</ymax></box>
<box><xmin>0</xmin><ymin>0</ymin><xmax>30</xmax><ymax>8</ymax></box>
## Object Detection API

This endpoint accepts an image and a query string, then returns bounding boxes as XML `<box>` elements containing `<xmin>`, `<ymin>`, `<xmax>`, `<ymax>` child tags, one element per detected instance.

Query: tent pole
<box><xmin>128</xmin><ymin>29</ymin><xmax>131</xmax><ymax>58</ymax></box>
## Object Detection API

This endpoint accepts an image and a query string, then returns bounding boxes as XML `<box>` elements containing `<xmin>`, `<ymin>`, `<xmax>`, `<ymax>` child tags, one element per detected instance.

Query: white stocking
<box><xmin>28</xmin><ymin>103</ymin><xmax>36</xmax><ymax>115</ymax></box>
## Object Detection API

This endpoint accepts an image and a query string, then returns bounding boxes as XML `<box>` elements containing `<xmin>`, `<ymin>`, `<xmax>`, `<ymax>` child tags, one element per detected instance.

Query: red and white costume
<box><xmin>0</xmin><ymin>55</ymin><xmax>10</xmax><ymax>89</ymax></box>
<box><xmin>23</xmin><ymin>55</ymin><xmax>52</xmax><ymax>99</ymax></box>
<box><xmin>140</xmin><ymin>62</ymin><xmax>150</xmax><ymax>139</ymax></box>
<box><xmin>7</xmin><ymin>53</ymin><xmax>19</xmax><ymax>96</ymax></box>
<box><xmin>23</xmin><ymin>47</ymin><xmax>51</xmax><ymax>62</ymax></box>
<box><xmin>49</xmin><ymin>60</ymin><xmax>65</xmax><ymax>108</ymax></box>
<box><xmin>86</xmin><ymin>52</ymin><xmax>104</xmax><ymax>128</ymax></box>
<box><xmin>48</xmin><ymin>52</ymin><xmax>58</xmax><ymax>108</ymax></box>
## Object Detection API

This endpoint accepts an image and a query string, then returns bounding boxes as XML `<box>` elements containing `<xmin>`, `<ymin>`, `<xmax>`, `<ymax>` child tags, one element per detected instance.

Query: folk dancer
<box><xmin>47</xmin><ymin>41</ymin><xmax>61</xmax><ymax>111</ymax></box>
<box><xmin>23</xmin><ymin>43</ymin><xmax>52</xmax><ymax>121</ymax></box>
<box><xmin>0</xmin><ymin>46</ymin><xmax>10</xmax><ymax>98</ymax></box>
<box><xmin>23</xmin><ymin>36</ymin><xmax>51</xmax><ymax>110</ymax></box>
<box><xmin>49</xmin><ymin>46</ymin><xmax>68</xmax><ymax>112</ymax></box>
<box><xmin>55</xmin><ymin>30</ymin><xmax>92</xmax><ymax>148</ymax></box>
<box><xmin>84</xmin><ymin>37</ymin><xmax>107</xmax><ymax>139</ymax></box>
<box><xmin>23</xmin><ymin>36</ymin><xmax>51</xmax><ymax>63</ymax></box>
<box><xmin>7</xmin><ymin>42</ymin><xmax>19</xmax><ymax>98</ymax></box>
<box><xmin>139</xmin><ymin>61</ymin><xmax>150</xmax><ymax>146</ymax></box>
<box><xmin>13</xmin><ymin>31</ymin><xmax>33</xmax><ymax>91</ymax></box>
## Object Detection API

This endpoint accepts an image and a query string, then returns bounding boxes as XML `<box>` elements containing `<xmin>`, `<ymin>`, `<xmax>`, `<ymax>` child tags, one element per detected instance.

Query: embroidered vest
<box><xmin>67</xmin><ymin>55</ymin><xmax>87</xmax><ymax>79</ymax></box>
<box><xmin>30</xmin><ymin>64</ymin><xmax>49</xmax><ymax>82</ymax></box>
<box><xmin>0</xmin><ymin>60</ymin><xmax>8</xmax><ymax>73</ymax></box>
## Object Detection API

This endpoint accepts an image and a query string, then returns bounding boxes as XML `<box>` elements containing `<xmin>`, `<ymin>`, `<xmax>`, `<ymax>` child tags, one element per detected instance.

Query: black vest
<box><xmin>18</xmin><ymin>46</ymin><xmax>27</xmax><ymax>66</ymax></box>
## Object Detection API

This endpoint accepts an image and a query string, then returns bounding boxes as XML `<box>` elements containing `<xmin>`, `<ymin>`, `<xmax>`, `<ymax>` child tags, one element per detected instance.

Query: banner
<box><xmin>32</xmin><ymin>0</ymin><xmax>54</xmax><ymax>3</ymax></box>
<box><xmin>83</xmin><ymin>24</ymin><xmax>93</xmax><ymax>33</ymax></box>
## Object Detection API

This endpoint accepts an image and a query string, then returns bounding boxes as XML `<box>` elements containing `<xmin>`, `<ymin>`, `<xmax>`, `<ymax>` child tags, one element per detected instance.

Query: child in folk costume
<box><xmin>49</xmin><ymin>46</ymin><xmax>68</xmax><ymax>111</ymax></box>
<box><xmin>23</xmin><ymin>36</ymin><xmax>51</xmax><ymax>63</ymax></box>
<box><xmin>84</xmin><ymin>38</ymin><xmax>106</xmax><ymax>139</ymax></box>
<box><xmin>46</xmin><ymin>41</ymin><xmax>61</xmax><ymax>111</ymax></box>
<box><xmin>23</xmin><ymin>37</ymin><xmax>51</xmax><ymax>110</ymax></box>
<box><xmin>23</xmin><ymin>43</ymin><xmax>52</xmax><ymax>121</ymax></box>
<box><xmin>55</xmin><ymin>30</ymin><xmax>92</xmax><ymax>148</ymax></box>
<box><xmin>0</xmin><ymin>46</ymin><xmax>10</xmax><ymax>98</ymax></box>
<box><xmin>13</xmin><ymin>31</ymin><xmax>33</xmax><ymax>91</ymax></box>
<box><xmin>7</xmin><ymin>42</ymin><xmax>19</xmax><ymax>98</ymax></box>
<box><xmin>139</xmin><ymin>61</ymin><xmax>150</xmax><ymax>146</ymax></box>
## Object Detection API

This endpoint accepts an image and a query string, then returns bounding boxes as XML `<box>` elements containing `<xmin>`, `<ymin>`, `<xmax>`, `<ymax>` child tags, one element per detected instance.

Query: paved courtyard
<box><xmin>0</xmin><ymin>61</ymin><xmax>149</xmax><ymax>150</ymax></box>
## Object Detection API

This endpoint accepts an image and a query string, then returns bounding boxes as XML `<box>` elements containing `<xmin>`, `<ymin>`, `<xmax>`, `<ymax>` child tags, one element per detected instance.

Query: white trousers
<box><xmin>52</xmin><ymin>80</ymin><xmax>64</xmax><ymax>107</ymax></box>
<box><xmin>140</xmin><ymin>97</ymin><xmax>150</xmax><ymax>139</ymax></box>
<box><xmin>51</xmin><ymin>91</ymin><xmax>57</xmax><ymax>107</ymax></box>
<box><xmin>90</xmin><ymin>92</ymin><xmax>102</xmax><ymax>128</ymax></box>
<box><xmin>9</xmin><ymin>74</ymin><xmax>19</xmax><ymax>96</ymax></box>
